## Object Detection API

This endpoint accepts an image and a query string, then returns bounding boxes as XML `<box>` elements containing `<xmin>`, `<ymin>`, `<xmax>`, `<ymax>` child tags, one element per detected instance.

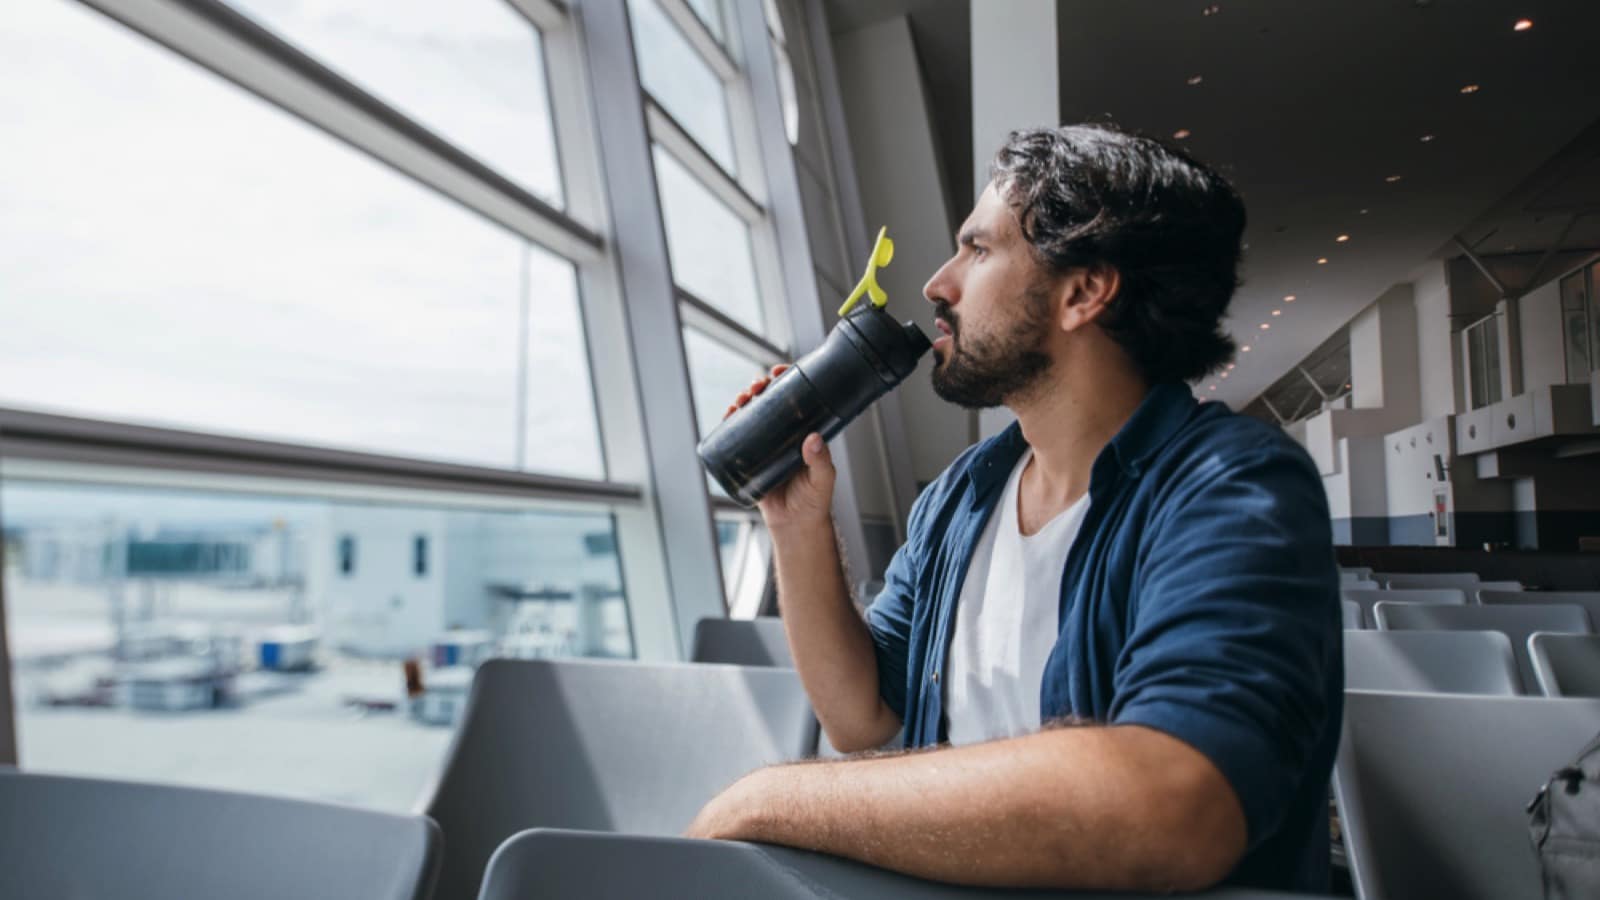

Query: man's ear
<box><xmin>1059</xmin><ymin>264</ymin><xmax>1121</xmax><ymax>333</ymax></box>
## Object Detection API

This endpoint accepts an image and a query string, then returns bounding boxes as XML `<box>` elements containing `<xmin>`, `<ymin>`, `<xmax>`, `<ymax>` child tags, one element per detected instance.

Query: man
<box><xmin>688</xmin><ymin>124</ymin><xmax>1341</xmax><ymax>894</ymax></box>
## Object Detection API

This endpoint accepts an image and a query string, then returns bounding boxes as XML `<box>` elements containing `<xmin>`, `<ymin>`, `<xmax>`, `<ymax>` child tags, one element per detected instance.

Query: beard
<box><xmin>930</xmin><ymin>285</ymin><xmax>1055</xmax><ymax>409</ymax></box>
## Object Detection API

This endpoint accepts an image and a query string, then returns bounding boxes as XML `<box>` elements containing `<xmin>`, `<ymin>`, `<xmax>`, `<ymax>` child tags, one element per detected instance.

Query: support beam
<box><xmin>1454</xmin><ymin>235</ymin><xmax>1511</xmax><ymax>298</ymax></box>
<box><xmin>734</xmin><ymin>0</ymin><xmax>872</xmax><ymax>588</ymax></box>
<box><xmin>1297</xmin><ymin>366</ymin><xmax>1332</xmax><ymax>402</ymax></box>
<box><xmin>576</xmin><ymin>0</ymin><xmax>727</xmax><ymax>656</ymax></box>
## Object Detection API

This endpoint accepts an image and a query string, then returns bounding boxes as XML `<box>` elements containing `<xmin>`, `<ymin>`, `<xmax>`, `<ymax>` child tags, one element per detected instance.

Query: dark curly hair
<box><xmin>989</xmin><ymin>124</ymin><xmax>1244</xmax><ymax>384</ymax></box>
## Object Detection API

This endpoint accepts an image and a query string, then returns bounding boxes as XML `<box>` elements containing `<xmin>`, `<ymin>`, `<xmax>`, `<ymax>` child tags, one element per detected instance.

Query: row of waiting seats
<box><xmin>4</xmin><ymin>609</ymin><xmax>1593</xmax><ymax>899</ymax></box>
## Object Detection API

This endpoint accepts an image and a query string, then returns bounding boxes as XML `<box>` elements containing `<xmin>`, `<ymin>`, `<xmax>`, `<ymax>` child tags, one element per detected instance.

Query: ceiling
<box><xmin>824</xmin><ymin>0</ymin><xmax>1600</xmax><ymax>410</ymax></box>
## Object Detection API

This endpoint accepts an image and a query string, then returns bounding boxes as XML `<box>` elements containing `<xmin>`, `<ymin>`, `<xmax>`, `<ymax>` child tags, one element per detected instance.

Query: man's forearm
<box><xmin>697</xmin><ymin>725</ymin><xmax>1246</xmax><ymax>892</ymax></box>
<box><xmin>770</xmin><ymin>519</ymin><xmax>900</xmax><ymax>751</ymax></box>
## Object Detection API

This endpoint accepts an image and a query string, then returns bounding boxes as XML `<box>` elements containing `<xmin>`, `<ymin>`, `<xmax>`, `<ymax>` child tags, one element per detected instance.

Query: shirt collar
<box><xmin>965</xmin><ymin>382</ymin><xmax>1198</xmax><ymax>496</ymax></box>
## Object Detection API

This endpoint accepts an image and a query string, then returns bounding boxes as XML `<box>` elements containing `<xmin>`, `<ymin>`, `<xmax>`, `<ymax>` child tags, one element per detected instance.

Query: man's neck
<box><xmin>1008</xmin><ymin>356</ymin><xmax>1149</xmax><ymax>510</ymax></box>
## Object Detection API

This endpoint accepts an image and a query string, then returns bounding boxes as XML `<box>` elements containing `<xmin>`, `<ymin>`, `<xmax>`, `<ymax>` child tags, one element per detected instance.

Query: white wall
<box><xmin>1518</xmin><ymin>277</ymin><xmax>1567</xmax><ymax>395</ymax></box>
<box><xmin>834</xmin><ymin>17</ymin><xmax>970</xmax><ymax>485</ymax></box>
<box><xmin>1413</xmin><ymin>261</ymin><xmax>1460</xmax><ymax>421</ymax></box>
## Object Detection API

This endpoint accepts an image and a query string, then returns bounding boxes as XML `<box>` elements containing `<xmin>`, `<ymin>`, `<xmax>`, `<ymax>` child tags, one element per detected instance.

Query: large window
<box><xmin>628</xmin><ymin>0</ymin><xmax>738</xmax><ymax>174</ymax></box>
<box><xmin>226</xmin><ymin>0</ymin><xmax>565</xmax><ymax>205</ymax></box>
<box><xmin>0</xmin><ymin>0</ymin><xmax>603</xmax><ymax>479</ymax></box>
<box><xmin>2</xmin><ymin>473</ymin><xmax>629</xmax><ymax>809</ymax></box>
<box><xmin>1559</xmin><ymin>264</ymin><xmax>1600</xmax><ymax>385</ymax></box>
<box><xmin>1464</xmin><ymin>312</ymin><xmax>1504</xmax><ymax>410</ymax></box>
<box><xmin>655</xmin><ymin>146</ymin><xmax>766</xmax><ymax>329</ymax></box>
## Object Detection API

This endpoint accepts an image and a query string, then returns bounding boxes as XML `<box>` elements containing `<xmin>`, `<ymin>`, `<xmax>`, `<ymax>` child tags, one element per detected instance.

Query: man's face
<box><xmin>922</xmin><ymin>183</ymin><xmax>1056</xmax><ymax>409</ymax></box>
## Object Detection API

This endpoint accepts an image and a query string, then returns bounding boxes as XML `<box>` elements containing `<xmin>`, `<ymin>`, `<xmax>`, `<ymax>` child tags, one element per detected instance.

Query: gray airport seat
<box><xmin>1477</xmin><ymin>580</ymin><xmax>1524</xmax><ymax>593</ymax></box>
<box><xmin>1373</xmin><ymin>601</ymin><xmax>1592</xmax><ymax>693</ymax></box>
<box><xmin>477</xmin><ymin>828</ymin><xmax>1323</xmax><ymax>900</ymax></box>
<box><xmin>1341</xmin><ymin>599</ymin><xmax>1363</xmax><ymax>629</ymax></box>
<box><xmin>1342</xmin><ymin>630</ymin><xmax>1519</xmax><ymax>695</ymax></box>
<box><xmin>1339</xmin><ymin>566</ymin><xmax>1373</xmax><ymax>580</ymax></box>
<box><xmin>0</xmin><ymin>770</ymin><xmax>439</xmax><ymax>900</ymax></box>
<box><xmin>1375</xmin><ymin>571</ymin><xmax>1480</xmax><ymax>591</ymax></box>
<box><xmin>424</xmin><ymin>658</ymin><xmax>817</xmax><ymax>900</ymax></box>
<box><xmin>1342</xmin><ymin>587</ymin><xmax>1465</xmax><ymax>630</ymax></box>
<box><xmin>1338</xmin><ymin>570</ymin><xmax>1366</xmax><ymax>585</ymax></box>
<box><xmin>1528</xmin><ymin>633</ymin><xmax>1600</xmax><ymax>698</ymax></box>
<box><xmin>691</xmin><ymin>616</ymin><xmax>793</xmax><ymax>667</ymax></box>
<box><xmin>1334</xmin><ymin>691</ymin><xmax>1600</xmax><ymax>900</ymax></box>
<box><xmin>1347</xmin><ymin>579</ymin><xmax>1379</xmax><ymax>590</ymax></box>
<box><xmin>1483</xmin><ymin>589</ymin><xmax>1600</xmax><ymax>629</ymax></box>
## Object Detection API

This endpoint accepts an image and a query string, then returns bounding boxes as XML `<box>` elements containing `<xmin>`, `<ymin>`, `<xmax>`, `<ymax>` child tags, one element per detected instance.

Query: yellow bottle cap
<box><xmin>838</xmin><ymin>226</ymin><xmax>895</xmax><ymax>317</ymax></box>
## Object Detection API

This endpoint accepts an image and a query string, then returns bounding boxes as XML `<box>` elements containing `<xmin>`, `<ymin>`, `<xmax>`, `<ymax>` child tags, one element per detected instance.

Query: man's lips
<box><xmin>935</xmin><ymin>318</ymin><xmax>954</xmax><ymax>337</ymax></box>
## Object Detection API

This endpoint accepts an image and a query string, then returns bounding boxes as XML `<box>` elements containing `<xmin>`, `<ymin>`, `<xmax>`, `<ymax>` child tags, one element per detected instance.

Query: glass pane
<box><xmin>0</xmin><ymin>0</ymin><xmax>603</xmax><ymax>479</ymax></box>
<box><xmin>1590</xmin><ymin>263</ymin><xmax>1600</xmax><ymax>378</ymax></box>
<box><xmin>1561</xmin><ymin>271</ymin><xmax>1591</xmax><ymax>383</ymax></box>
<box><xmin>2</xmin><ymin>474</ymin><xmax>631</xmax><ymax>809</ymax></box>
<box><xmin>772</xmin><ymin>37</ymin><xmax>800</xmax><ymax>146</ymax></box>
<box><xmin>1483</xmin><ymin>317</ymin><xmax>1503</xmax><ymax>406</ymax></box>
<box><xmin>628</xmin><ymin>0</ymin><xmax>738</xmax><ymax>174</ymax></box>
<box><xmin>714</xmin><ymin>514</ymin><xmax>771</xmax><ymax>619</ymax></box>
<box><xmin>682</xmin><ymin>327</ymin><xmax>767</xmax><ymax>440</ymax></box>
<box><xmin>686</xmin><ymin>0</ymin><xmax>727</xmax><ymax>43</ymax></box>
<box><xmin>655</xmin><ymin>146</ymin><xmax>765</xmax><ymax>330</ymax></box>
<box><xmin>227</xmin><ymin>0</ymin><xmax>564</xmax><ymax>206</ymax></box>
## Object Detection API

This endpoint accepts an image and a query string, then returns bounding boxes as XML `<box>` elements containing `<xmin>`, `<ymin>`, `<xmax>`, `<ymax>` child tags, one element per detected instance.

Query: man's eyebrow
<box><xmin>957</xmin><ymin>227</ymin><xmax>993</xmax><ymax>247</ymax></box>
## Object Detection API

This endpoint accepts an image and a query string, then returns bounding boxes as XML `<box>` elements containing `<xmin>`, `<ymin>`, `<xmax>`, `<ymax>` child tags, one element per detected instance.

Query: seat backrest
<box><xmin>1335</xmin><ymin>691</ymin><xmax>1600</xmax><ymax>900</ymax></box>
<box><xmin>0</xmin><ymin>771</ymin><xmax>439</xmax><ymax>900</ymax></box>
<box><xmin>1374</xmin><ymin>601</ymin><xmax>1593</xmax><ymax>692</ymax></box>
<box><xmin>1342</xmin><ymin>599</ymin><xmax>1363</xmax><ymax>629</ymax></box>
<box><xmin>1377</xmin><ymin>571</ymin><xmax>1481</xmax><ymax>591</ymax></box>
<box><xmin>1343</xmin><ymin>630</ymin><xmax>1519</xmax><ymax>695</ymax></box>
<box><xmin>1339</xmin><ymin>570</ymin><xmax>1366</xmax><ymax>585</ymax></box>
<box><xmin>1483</xmin><ymin>590</ymin><xmax>1600</xmax><ymax>630</ymax></box>
<box><xmin>1529</xmin><ymin>633</ymin><xmax>1600</xmax><ymax>698</ymax></box>
<box><xmin>423</xmin><ymin>658</ymin><xmax>816</xmax><ymax>900</ymax></box>
<box><xmin>1342</xmin><ymin>587</ymin><xmax>1466</xmax><ymax>629</ymax></box>
<box><xmin>691</xmin><ymin>617</ymin><xmax>793</xmax><ymax>667</ymax></box>
<box><xmin>1477</xmin><ymin>580</ymin><xmax>1525</xmax><ymax>592</ymax></box>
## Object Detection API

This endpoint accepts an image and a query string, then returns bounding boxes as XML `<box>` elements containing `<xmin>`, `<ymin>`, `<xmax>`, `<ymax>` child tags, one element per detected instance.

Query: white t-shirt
<box><xmin>945</xmin><ymin>449</ymin><xmax>1091</xmax><ymax>746</ymax></box>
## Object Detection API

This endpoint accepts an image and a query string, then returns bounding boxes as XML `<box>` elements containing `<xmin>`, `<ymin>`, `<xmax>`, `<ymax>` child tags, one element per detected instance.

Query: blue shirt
<box><xmin>865</xmin><ymin>383</ymin><xmax>1342</xmax><ymax>892</ymax></box>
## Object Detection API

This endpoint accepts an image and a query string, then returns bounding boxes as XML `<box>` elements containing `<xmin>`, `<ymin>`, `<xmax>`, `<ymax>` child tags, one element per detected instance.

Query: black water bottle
<box><xmin>698</xmin><ymin>305</ymin><xmax>931</xmax><ymax>507</ymax></box>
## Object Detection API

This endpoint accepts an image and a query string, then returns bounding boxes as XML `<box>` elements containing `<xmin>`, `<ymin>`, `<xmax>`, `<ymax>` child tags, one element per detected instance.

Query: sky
<box><xmin>0</xmin><ymin>0</ymin><xmax>776</xmax><ymax>509</ymax></box>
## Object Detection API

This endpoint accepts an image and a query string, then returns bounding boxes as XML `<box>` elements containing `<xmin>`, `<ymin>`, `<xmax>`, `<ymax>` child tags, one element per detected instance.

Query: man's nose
<box><xmin>923</xmin><ymin>257</ymin><xmax>956</xmax><ymax>306</ymax></box>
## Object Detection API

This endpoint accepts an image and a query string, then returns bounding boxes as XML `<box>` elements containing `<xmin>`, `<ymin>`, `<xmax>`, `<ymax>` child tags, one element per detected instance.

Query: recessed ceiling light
<box><xmin>1187</xmin><ymin>75</ymin><xmax>1204</xmax><ymax>86</ymax></box>
<box><xmin>1385</xmin><ymin>175</ymin><xmax>1403</xmax><ymax>183</ymax></box>
<box><xmin>1460</xmin><ymin>84</ymin><xmax>1481</xmax><ymax>94</ymax></box>
<box><xmin>1317</xmin><ymin>257</ymin><xmax>1329</xmax><ymax>265</ymax></box>
<box><xmin>1420</xmin><ymin>134</ymin><xmax>1436</xmax><ymax>142</ymax></box>
<box><xmin>1514</xmin><ymin>18</ymin><xmax>1533</xmax><ymax>31</ymax></box>
<box><xmin>1272</xmin><ymin>309</ymin><xmax>1282</xmax><ymax>316</ymax></box>
<box><xmin>1173</xmin><ymin>129</ymin><xmax>1193</xmax><ymax>140</ymax></box>
<box><xmin>1202</xmin><ymin>4</ymin><xmax>1221</xmax><ymax>16</ymax></box>
<box><xmin>1209</xmin><ymin>384</ymin><xmax>1217</xmax><ymax>391</ymax></box>
<box><xmin>1284</xmin><ymin>294</ymin><xmax>1296</xmax><ymax>302</ymax></box>
<box><xmin>1336</xmin><ymin>234</ymin><xmax>1350</xmax><ymax>243</ymax></box>
<box><xmin>1227</xmin><ymin>363</ymin><xmax>1236</xmax><ymax>369</ymax></box>
<box><xmin>1259</xmin><ymin>323</ymin><xmax>1271</xmax><ymax>330</ymax></box>
<box><xmin>1241</xmin><ymin>345</ymin><xmax>1252</xmax><ymax>352</ymax></box>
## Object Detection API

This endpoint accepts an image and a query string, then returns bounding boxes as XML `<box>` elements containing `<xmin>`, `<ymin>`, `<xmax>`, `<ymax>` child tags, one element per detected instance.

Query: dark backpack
<box><xmin>1529</xmin><ymin>731</ymin><xmax>1600</xmax><ymax>899</ymax></box>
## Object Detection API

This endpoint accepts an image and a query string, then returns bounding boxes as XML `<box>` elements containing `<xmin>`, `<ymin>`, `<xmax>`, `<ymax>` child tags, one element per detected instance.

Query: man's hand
<box><xmin>723</xmin><ymin>364</ymin><xmax>835</xmax><ymax>531</ymax></box>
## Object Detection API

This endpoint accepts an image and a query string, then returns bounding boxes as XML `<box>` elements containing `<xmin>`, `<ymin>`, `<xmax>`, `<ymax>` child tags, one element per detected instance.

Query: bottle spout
<box><xmin>838</xmin><ymin>226</ymin><xmax>895</xmax><ymax>317</ymax></box>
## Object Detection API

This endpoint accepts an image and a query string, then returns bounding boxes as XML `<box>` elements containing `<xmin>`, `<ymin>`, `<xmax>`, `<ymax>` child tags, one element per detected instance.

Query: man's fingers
<box><xmin>801</xmin><ymin>433</ymin><xmax>833</xmax><ymax>469</ymax></box>
<box><xmin>770</xmin><ymin>364</ymin><xmax>789</xmax><ymax>377</ymax></box>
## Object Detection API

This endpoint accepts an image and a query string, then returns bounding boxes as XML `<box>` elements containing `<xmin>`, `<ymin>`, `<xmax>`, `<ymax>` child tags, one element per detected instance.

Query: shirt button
<box><xmin>931</xmin><ymin>670</ymin><xmax>941</xmax><ymax>684</ymax></box>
